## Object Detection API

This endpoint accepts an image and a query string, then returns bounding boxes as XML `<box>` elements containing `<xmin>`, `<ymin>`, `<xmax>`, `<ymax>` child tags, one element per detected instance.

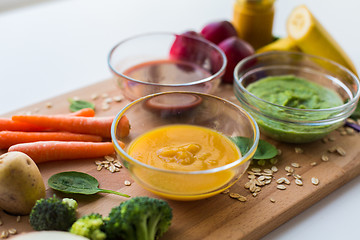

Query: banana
<box><xmin>256</xmin><ymin>37</ymin><xmax>300</xmax><ymax>54</ymax></box>
<box><xmin>287</xmin><ymin>5</ymin><xmax>358</xmax><ymax>76</ymax></box>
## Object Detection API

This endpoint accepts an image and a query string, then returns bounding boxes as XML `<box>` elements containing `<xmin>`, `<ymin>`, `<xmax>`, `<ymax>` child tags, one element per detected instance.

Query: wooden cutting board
<box><xmin>1</xmin><ymin>79</ymin><xmax>359</xmax><ymax>240</ymax></box>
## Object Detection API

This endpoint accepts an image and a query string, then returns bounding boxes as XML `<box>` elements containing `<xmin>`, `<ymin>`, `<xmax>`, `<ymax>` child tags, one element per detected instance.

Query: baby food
<box><xmin>126</xmin><ymin>124</ymin><xmax>244</xmax><ymax>200</ymax></box>
<box><xmin>127</xmin><ymin>124</ymin><xmax>241</xmax><ymax>171</ymax></box>
<box><xmin>245</xmin><ymin>75</ymin><xmax>344</xmax><ymax>143</ymax></box>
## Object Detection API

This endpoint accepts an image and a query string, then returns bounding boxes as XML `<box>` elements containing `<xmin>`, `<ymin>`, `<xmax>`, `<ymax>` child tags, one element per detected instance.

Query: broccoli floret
<box><xmin>29</xmin><ymin>195</ymin><xmax>77</xmax><ymax>231</ymax></box>
<box><xmin>70</xmin><ymin>213</ymin><xmax>107</xmax><ymax>240</ymax></box>
<box><xmin>104</xmin><ymin>196</ymin><xmax>172</xmax><ymax>240</ymax></box>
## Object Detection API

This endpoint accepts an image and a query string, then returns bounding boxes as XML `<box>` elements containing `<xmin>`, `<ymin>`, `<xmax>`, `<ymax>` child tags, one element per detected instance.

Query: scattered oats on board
<box><xmin>293</xmin><ymin>173</ymin><xmax>302</xmax><ymax>179</ymax></box>
<box><xmin>270</xmin><ymin>198</ymin><xmax>276</xmax><ymax>203</ymax></box>
<box><xmin>327</xmin><ymin>146</ymin><xmax>337</xmax><ymax>153</ymax></box>
<box><xmin>276</xmin><ymin>177</ymin><xmax>290</xmax><ymax>185</ymax></box>
<box><xmin>101</xmin><ymin>102</ymin><xmax>110</xmax><ymax>111</ymax></box>
<box><xmin>113</xmin><ymin>95</ymin><xmax>124</xmax><ymax>102</ymax></box>
<box><xmin>8</xmin><ymin>228</ymin><xmax>16</xmax><ymax>235</ymax></box>
<box><xmin>96</xmin><ymin>156</ymin><xmax>122</xmax><ymax>173</ymax></box>
<box><xmin>46</xmin><ymin>102</ymin><xmax>53</xmax><ymax>108</ymax></box>
<box><xmin>16</xmin><ymin>216</ymin><xmax>21</xmax><ymax>223</ymax></box>
<box><xmin>91</xmin><ymin>93</ymin><xmax>99</xmax><ymax>100</ymax></box>
<box><xmin>257</xmin><ymin>175</ymin><xmax>265</xmax><ymax>181</ymax></box>
<box><xmin>229</xmin><ymin>193</ymin><xmax>241</xmax><ymax>199</ymax></box>
<box><xmin>263</xmin><ymin>169</ymin><xmax>273</xmax><ymax>174</ymax></box>
<box><xmin>277</xmin><ymin>185</ymin><xmax>286</xmax><ymax>190</ymax></box>
<box><xmin>271</xmin><ymin>166</ymin><xmax>278</xmax><ymax>173</ymax></box>
<box><xmin>340</xmin><ymin>129</ymin><xmax>347</xmax><ymax>136</ymax></box>
<box><xmin>222</xmin><ymin>189</ymin><xmax>230</xmax><ymax>194</ymax></box>
<box><xmin>124</xmin><ymin>180</ymin><xmax>131</xmax><ymax>186</ymax></box>
<box><xmin>311</xmin><ymin>177</ymin><xmax>320</xmax><ymax>185</ymax></box>
<box><xmin>285</xmin><ymin>166</ymin><xmax>294</xmax><ymax>173</ymax></box>
<box><xmin>1</xmin><ymin>230</ymin><xmax>9</xmax><ymax>239</ymax></box>
<box><xmin>291</xmin><ymin>162</ymin><xmax>300</xmax><ymax>168</ymax></box>
<box><xmin>336</xmin><ymin>147</ymin><xmax>346</xmax><ymax>156</ymax></box>
<box><xmin>295</xmin><ymin>178</ymin><xmax>303</xmax><ymax>186</ymax></box>
<box><xmin>237</xmin><ymin>195</ymin><xmax>247</xmax><ymax>202</ymax></box>
<box><xmin>294</xmin><ymin>147</ymin><xmax>303</xmax><ymax>154</ymax></box>
<box><xmin>277</xmin><ymin>149</ymin><xmax>282</xmax><ymax>155</ymax></box>
<box><xmin>321</xmin><ymin>154</ymin><xmax>329</xmax><ymax>162</ymax></box>
<box><xmin>346</xmin><ymin>127</ymin><xmax>355</xmax><ymax>135</ymax></box>
<box><xmin>310</xmin><ymin>162</ymin><xmax>317</xmax><ymax>166</ymax></box>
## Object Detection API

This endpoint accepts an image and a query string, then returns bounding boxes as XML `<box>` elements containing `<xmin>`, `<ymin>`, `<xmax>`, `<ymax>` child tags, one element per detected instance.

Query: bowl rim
<box><xmin>233</xmin><ymin>51</ymin><xmax>360</xmax><ymax>114</ymax></box>
<box><xmin>107</xmin><ymin>31</ymin><xmax>227</xmax><ymax>87</ymax></box>
<box><xmin>111</xmin><ymin>91</ymin><xmax>260</xmax><ymax>175</ymax></box>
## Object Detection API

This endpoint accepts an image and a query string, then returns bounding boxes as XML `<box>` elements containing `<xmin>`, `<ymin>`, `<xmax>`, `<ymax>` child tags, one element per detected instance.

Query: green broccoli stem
<box><xmin>147</xmin><ymin>214</ymin><xmax>162</xmax><ymax>240</ymax></box>
<box><xmin>137</xmin><ymin>214</ymin><xmax>161</xmax><ymax>240</ymax></box>
<box><xmin>97</xmin><ymin>188</ymin><xmax>130</xmax><ymax>198</ymax></box>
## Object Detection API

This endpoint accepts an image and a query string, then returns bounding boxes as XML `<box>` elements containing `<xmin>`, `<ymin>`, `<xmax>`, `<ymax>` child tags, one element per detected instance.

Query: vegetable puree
<box><xmin>127</xmin><ymin>124</ymin><xmax>241</xmax><ymax>171</ymax></box>
<box><xmin>126</xmin><ymin>124</ymin><xmax>244</xmax><ymax>200</ymax></box>
<box><xmin>245</xmin><ymin>75</ymin><xmax>344</xmax><ymax>143</ymax></box>
<box><xmin>246</xmin><ymin>75</ymin><xmax>343</xmax><ymax>109</ymax></box>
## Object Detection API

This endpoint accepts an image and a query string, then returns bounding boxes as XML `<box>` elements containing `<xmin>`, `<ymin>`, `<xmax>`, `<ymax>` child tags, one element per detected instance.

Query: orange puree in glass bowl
<box><xmin>128</xmin><ymin>125</ymin><xmax>241</xmax><ymax>171</ymax></box>
<box><xmin>127</xmin><ymin>124</ymin><xmax>243</xmax><ymax>200</ymax></box>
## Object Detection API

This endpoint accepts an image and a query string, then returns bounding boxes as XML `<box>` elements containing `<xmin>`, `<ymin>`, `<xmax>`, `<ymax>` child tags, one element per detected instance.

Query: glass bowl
<box><xmin>234</xmin><ymin>51</ymin><xmax>360</xmax><ymax>143</ymax></box>
<box><xmin>108</xmin><ymin>32</ymin><xmax>226</xmax><ymax>101</ymax></box>
<box><xmin>111</xmin><ymin>92</ymin><xmax>259</xmax><ymax>201</ymax></box>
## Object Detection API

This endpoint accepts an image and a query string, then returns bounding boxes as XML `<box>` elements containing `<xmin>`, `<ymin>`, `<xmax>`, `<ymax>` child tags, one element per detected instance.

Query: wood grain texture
<box><xmin>0</xmin><ymin>79</ymin><xmax>359</xmax><ymax>239</ymax></box>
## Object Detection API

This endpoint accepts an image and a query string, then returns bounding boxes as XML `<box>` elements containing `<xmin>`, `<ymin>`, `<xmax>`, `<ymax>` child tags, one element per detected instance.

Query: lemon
<box><xmin>287</xmin><ymin>5</ymin><xmax>358</xmax><ymax>75</ymax></box>
<box><xmin>256</xmin><ymin>37</ymin><xmax>300</xmax><ymax>54</ymax></box>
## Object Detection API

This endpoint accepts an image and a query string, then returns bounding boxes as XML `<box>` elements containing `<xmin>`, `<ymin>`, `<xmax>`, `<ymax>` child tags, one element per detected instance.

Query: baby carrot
<box><xmin>0</xmin><ymin>131</ymin><xmax>103</xmax><ymax>149</ymax></box>
<box><xmin>8</xmin><ymin>141</ymin><xmax>120</xmax><ymax>163</ymax></box>
<box><xmin>12</xmin><ymin>115</ymin><xmax>115</xmax><ymax>138</ymax></box>
<box><xmin>0</xmin><ymin>118</ymin><xmax>46</xmax><ymax>132</ymax></box>
<box><xmin>69</xmin><ymin>108</ymin><xmax>95</xmax><ymax>117</ymax></box>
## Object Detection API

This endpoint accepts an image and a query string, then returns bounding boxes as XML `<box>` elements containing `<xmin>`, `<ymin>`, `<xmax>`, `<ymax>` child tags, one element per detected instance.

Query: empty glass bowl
<box><xmin>108</xmin><ymin>32</ymin><xmax>226</xmax><ymax>101</ymax></box>
<box><xmin>111</xmin><ymin>92</ymin><xmax>259</xmax><ymax>200</ymax></box>
<box><xmin>234</xmin><ymin>51</ymin><xmax>360</xmax><ymax>143</ymax></box>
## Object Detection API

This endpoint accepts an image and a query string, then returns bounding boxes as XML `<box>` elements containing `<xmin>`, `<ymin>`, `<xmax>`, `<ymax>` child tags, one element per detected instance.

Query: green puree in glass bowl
<box><xmin>247</xmin><ymin>75</ymin><xmax>343</xmax><ymax>109</ymax></box>
<box><xmin>246</xmin><ymin>75</ymin><xmax>344</xmax><ymax>143</ymax></box>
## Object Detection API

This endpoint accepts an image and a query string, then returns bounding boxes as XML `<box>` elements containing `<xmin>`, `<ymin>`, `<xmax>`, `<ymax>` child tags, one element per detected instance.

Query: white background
<box><xmin>0</xmin><ymin>0</ymin><xmax>359</xmax><ymax>239</ymax></box>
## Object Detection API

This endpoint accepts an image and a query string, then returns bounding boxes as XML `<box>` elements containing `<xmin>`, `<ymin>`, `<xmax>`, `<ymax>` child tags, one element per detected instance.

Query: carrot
<box><xmin>8</xmin><ymin>141</ymin><xmax>120</xmax><ymax>163</ymax></box>
<box><xmin>0</xmin><ymin>131</ymin><xmax>103</xmax><ymax>149</ymax></box>
<box><xmin>117</xmin><ymin>116</ymin><xmax>130</xmax><ymax>138</ymax></box>
<box><xmin>69</xmin><ymin>108</ymin><xmax>95</xmax><ymax>117</ymax></box>
<box><xmin>0</xmin><ymin>118</ymin><xmax>46</xmax><ymax>132</ymax></box>
<box><xmin>0</xmin><ymin>108</ymin><xmax>95</xmax><ymax>132</ymax></box>
<box><xmin>12</xmin><ymin>115</ymin><xmax>115</xmax><ymax>138</ymax></box>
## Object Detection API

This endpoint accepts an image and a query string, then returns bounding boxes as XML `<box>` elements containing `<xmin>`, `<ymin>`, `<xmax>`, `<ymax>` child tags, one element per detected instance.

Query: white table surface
<box><xmin>1</xmin><ymin>0</ymin><xmax>359</xmax><ymax>239</ymax></box>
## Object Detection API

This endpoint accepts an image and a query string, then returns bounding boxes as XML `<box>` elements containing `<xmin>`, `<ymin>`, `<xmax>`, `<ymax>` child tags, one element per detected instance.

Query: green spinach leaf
<box><xmin>68</xmin><ymin>98</ymin><xmax>95</xmax><ymax>112</ymax></box>
<box><xmin>230</xmin><ymin>136</ymin><xmax>278</xmax><ymax>160</ymax></box>
<box><xmin>48</xmin><ymin>171</ymin><xmax>130</xmax><ymax>198</ymax></box>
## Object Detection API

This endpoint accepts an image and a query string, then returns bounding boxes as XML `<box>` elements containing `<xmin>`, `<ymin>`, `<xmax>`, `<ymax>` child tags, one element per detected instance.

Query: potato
<box><xmin>0</xmin><ymin>151</ymin><xmax>45</xmax><ymax>215</ymax></box>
